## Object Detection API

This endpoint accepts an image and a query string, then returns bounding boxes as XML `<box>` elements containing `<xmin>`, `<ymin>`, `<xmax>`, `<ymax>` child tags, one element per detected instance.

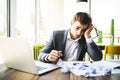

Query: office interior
<box><xmin>0</xmin><ymin>0</ymin><xmax>120</xmax><ymax>66</ymax></box>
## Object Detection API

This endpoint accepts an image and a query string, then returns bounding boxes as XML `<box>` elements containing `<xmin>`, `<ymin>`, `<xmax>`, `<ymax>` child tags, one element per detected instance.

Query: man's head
<box><xmin>70</xmin><ymin>12</ymin><xmax>92</xmax><ymax>40</ymax></box>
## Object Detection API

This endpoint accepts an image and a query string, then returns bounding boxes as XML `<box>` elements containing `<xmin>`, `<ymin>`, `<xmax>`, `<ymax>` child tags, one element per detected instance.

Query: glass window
<box><xmin>91</xmin><ymin>0</ymin><xmax>120</xmax><ymax>43</ymax></box>
<box><xmin>16</xmin><ymin>0</ymin><xmax>35</xmax><ymax>45</ymax></box>
<box><xmin>39</xmin><ymin>0</ymin><xmax>64</xmax><ymax>44</ymax></box>
<box><xmin>0</xmin><ymin>0</ymin><xmax>7</xmax><ymax>37</ymax></box>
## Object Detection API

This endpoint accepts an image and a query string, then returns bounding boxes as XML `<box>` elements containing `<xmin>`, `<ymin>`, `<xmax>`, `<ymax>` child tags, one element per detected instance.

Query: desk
<box><xmin>0</xmin><ymin>68</ymin><xmax>120</xmax><ymax>80</ymax></box>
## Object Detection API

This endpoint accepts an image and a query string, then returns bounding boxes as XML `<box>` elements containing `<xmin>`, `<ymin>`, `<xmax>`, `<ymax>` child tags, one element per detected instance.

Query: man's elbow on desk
<box><xmin>91</xmin><ymin>52</ymin><xmax>103</xmax><ymax>61</ymax></box>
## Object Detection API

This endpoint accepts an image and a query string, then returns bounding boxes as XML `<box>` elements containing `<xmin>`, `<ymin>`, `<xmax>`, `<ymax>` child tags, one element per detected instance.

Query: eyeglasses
<box><xmin>91</xmin><ymin>24</ymin><xmax>99</xmax><ymax>39</ymax></box>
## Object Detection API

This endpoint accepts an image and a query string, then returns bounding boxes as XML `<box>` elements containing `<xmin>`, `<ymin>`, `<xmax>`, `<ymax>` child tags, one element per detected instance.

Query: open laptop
<box><xmin>0</xmin><ymin>37</ymin><xmax>60</xmax><ymax>75</ymax></box>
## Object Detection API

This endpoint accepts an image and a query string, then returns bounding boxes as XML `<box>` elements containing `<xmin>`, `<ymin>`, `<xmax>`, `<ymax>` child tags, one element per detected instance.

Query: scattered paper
<box><xmin>57</xmin><ymin>60</ymin><xmax>120</xmax><ymax>77</ymax></box>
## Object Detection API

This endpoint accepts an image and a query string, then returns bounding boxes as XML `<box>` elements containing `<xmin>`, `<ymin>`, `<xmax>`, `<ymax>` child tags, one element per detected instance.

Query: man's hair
<box><xmin>72</xmin><ymin>12</ymin><xmax>92</xmax><ymax>26</ymax></box>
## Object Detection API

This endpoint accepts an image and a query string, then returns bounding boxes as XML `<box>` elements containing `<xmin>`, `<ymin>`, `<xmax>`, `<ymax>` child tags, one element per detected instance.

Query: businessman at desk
<box><xmin>39</xmin><ymin>12</ymin><xmax>103</xmax><ymax>63</ymax></box>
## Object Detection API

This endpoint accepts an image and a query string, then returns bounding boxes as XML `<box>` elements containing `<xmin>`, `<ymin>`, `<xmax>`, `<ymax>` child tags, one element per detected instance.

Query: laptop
<box><xmin>0</xmin><ymin>37</ymin><xmax>60</xmax><ymax>75</ymax></box>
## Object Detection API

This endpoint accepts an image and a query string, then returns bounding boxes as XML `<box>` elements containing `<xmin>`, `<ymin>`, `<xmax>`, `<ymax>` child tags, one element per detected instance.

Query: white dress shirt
<box><xmin>63</xmin><ymin>31</ymin><xmax>93</xmax><ymax>61</ymax></box>
<box><xmin>63</xmin><ymin>32</ymin><xmax>80</xmax><ymax>61</ymax></box>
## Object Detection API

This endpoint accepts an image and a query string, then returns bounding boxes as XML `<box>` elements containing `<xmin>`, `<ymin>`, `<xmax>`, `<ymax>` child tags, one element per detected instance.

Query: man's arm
<box><xmin>38</xmin><ymin>32</ymin><xmax>55</xmax><ymax>62</ymax></box>
<box><xmin>86</xmin><ymin>40</ymin><xmax>103</xmax><ymax>61</ymax></box>
<box><xmin>84</xmin><ymin>25</ymin><xmax>103</xmax><ymax>61</ymax></box>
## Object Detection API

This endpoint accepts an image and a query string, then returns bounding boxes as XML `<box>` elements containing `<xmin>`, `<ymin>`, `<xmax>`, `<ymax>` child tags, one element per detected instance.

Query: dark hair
<box><xmin>73</xmin><ymin>12</ymin><xmax>92</xmax><ymax>26</ymax></box>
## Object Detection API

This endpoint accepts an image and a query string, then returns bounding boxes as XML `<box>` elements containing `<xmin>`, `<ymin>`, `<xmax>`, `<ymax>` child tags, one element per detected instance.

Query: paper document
<box><xmin>57</xmin><ymin>60</ymin><xmax>120</xmax><ymax>77</ymax></box>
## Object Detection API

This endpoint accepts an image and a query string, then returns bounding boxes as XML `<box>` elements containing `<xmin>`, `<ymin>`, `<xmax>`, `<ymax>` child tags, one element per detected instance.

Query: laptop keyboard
<box><xmin>36</xmin><ymin>66</ymin><xmax>47</xmax><ymax>71</ymax></box>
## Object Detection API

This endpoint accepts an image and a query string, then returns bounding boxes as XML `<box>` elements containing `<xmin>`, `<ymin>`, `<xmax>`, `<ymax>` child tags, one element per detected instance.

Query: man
<box><xmin>39</xmin><ymin>12</ymin><xmax>103</xmax><ymax>63</ymax></box>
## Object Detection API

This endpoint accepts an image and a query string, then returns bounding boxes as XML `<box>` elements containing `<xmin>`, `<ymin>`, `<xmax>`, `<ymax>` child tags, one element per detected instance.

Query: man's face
<box><xmin>70</xmin><ymin>21</ymin><xmax>88</xmax><ymax>40</ymax></box>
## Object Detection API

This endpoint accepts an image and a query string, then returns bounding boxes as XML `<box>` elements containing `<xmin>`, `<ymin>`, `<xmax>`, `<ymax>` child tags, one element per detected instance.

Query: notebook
<box><xmin>0</xmin><ymin>37</ymin><xmax>60</xmax><ymax>75</ymax></box>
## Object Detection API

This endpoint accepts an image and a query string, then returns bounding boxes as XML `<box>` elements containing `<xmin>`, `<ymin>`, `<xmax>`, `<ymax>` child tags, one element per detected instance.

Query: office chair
<box><xmin>33</xmin><ymin>44</ymin><xmax>45</xmax><ymax>60</ymax></box>
<box><xmin>103</xmin><ymin>45</ymin><xmax>120</xmax><ymax>60</ymax></box>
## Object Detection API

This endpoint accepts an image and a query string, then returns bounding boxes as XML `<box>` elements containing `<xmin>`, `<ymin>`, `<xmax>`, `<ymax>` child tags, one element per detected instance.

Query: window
<box><xmin>0</xmin><ymin>0</ymin><xmax>119</xmax><ymax>45</ymax></box>
<box><xmin>39</xmin><ymin>0</ymin><xmax>64</xmax><ymax>44</ymax></box>
<box><xmin>16</xmin><ymin>0</ymin><xmax>35</xmax><ymax>45</ymax></box>
<box><xmin>0</xmin><ymin>0</ymin><xmax>7</xmax><ymax>37</ymax></box>
<box><xmin>91</xmin><ymin>0</ymin><xmax>120</xmax><ymax>43</ymax></box>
